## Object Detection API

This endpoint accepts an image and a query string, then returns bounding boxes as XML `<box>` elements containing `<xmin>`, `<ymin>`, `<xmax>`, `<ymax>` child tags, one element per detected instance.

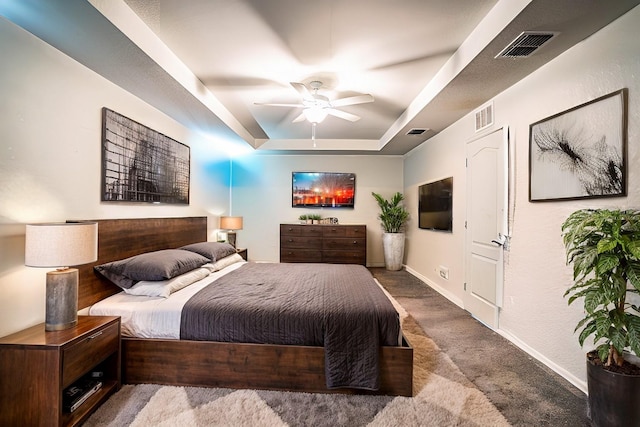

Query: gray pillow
<box><xmin>179</xmin><ymin>242</ymin><xmax>237</xmax><ymax>262</ymax></box>
<box><xmin>94</xmin><ymin>249</ymin><xmax>210</xmax><ymax>289</ymax></box>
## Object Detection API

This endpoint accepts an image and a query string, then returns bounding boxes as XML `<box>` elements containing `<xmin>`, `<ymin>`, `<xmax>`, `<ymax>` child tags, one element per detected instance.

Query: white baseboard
<box><xmin>496</xmin><ymin>328</ymin><xmax>588</xmax><ymax>394</ymax></box>
<box><xmin>403</xmin><ymin>266</ymin><xmax>588</xmax><ymax>395</ymax></box>
<box><xmin>404</xmin><ymin>266</ymin><xmax>464</xmax><ymax>308</ymax></box>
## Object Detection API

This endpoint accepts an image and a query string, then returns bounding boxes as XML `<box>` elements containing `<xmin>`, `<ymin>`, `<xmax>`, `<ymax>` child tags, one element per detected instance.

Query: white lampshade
<box><xmin>25</xmin><ymin>222</ymin><xmax>98</xmax><ymax>268</ymax></box>
<box><xmin>303</xmin><ymin>108</ymin><xmax>328</xmax><ymax>123</ymax></box>
<box><xmin>219</xmin><ymin>216</ymin><xmax>243</xmax><ymax>231</ymax></box>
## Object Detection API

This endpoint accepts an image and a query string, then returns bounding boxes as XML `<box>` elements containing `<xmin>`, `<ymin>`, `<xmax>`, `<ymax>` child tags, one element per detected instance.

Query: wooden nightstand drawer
<box><xmin>62</xmin><ymin>321</ymin><xmax>119</xmax><ymax>388</ymax></box>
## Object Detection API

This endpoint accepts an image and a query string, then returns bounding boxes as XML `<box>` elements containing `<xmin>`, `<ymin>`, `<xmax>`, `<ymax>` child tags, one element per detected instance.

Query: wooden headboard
<box><xmin>75</xmin><ymin>217</ymin><xmax>208</xmax><ymax>309</ymax></box>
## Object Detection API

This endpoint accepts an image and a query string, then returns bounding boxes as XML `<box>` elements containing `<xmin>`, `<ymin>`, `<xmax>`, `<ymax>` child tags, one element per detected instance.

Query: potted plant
<box><xmin>298</xmin><ymin>214</ymin><xmax>308</xmax><ymax>224</ymax></box>
<box><xmin>311</xmin><ymin>214</ymin><xmax>323</xmax><ymax>224</ymax></box>
<box><xmin>562</xmin><ymin>208</ymin><xmax>640</xmax><ymax>427</ymax></box>
<box><xmin>372</xmin><ymin>192</ymin><xmax>410</xmax><ymax>270</ymax></box>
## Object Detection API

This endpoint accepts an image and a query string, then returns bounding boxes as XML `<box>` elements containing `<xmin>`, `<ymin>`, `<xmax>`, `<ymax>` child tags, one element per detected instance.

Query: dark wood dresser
<box><xmin>280</xmin><ymin>224</ymin><xmax>366</xmax><ymax>265</ymax></box>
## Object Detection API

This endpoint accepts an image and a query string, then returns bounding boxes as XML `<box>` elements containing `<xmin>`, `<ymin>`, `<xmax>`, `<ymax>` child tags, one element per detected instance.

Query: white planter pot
<box><xmin>382</xmin><ymin>232</ymin><xmax>405</xmax><ymax>271</ymax></box>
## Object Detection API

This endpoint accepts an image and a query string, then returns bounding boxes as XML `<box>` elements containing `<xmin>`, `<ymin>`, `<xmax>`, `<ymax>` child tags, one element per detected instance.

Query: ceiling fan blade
<box><xmin>292</xmin><ymin>112</ymin><xmax>306</xmax><ymax>123</ymax></box>
<box><xmin>254</xmin><ymin>102</ymin><xmax>304</xmax><ymax>108</ymax></box>
<box><xmin>327</xmin><ymin>108</ymin><xmax>361</xmax><ymax>122</ymax></box>
<box><xmin>290</xmin><ymin>82</ymin><xmax>313</xmax><ymax>100</ymax></box>
<box><xmin>330</xmin><ymin>94</ymin><xmax>374</xmax><ymax>107</ymax></box>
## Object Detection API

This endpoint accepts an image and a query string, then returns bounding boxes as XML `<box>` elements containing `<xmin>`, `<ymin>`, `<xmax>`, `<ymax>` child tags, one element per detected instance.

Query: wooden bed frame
<box><xmin>77</xmin><ymin>217</ymin><xmax>413</xmax><ymax>396</ymax></box>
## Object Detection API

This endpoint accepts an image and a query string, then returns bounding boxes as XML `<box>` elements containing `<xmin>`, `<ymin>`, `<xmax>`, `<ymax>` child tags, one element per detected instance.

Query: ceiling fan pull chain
<box><xmin>312</xmin><ymin>122</ymin><xmax>317</xmax><ymax>148</ymax></box>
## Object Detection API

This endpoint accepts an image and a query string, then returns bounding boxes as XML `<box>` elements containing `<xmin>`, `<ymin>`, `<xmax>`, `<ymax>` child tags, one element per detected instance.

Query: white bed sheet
<box><xmin>89</xmin><ymin>261</ymin><xmax>246</xmax><ymax>338</ymax></box>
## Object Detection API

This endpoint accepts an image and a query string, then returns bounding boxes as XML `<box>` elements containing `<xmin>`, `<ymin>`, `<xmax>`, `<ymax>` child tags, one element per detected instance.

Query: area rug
<box><xmin>85</xmin><ymin>294</ymin><xmax>510</xmax><ymax>426</ymax></box>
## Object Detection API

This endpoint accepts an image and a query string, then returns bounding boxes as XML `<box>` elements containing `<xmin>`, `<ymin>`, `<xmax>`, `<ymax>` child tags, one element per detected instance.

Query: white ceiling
<box><xmin>2</xmin><ymin>0</ymin><xmax>639</xmax><ymax>155</ymax></box>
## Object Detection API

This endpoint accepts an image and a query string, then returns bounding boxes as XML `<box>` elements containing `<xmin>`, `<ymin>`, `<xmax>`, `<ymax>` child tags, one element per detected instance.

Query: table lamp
<box><xmin>25</xmin><ymin>222</ymin><xmax>98</xmax><ymax>331</ymax></box>
<box><xmin>219</xmin><ymin>216</ymin><xmax>243</xmax><ymax>248</ymax></box>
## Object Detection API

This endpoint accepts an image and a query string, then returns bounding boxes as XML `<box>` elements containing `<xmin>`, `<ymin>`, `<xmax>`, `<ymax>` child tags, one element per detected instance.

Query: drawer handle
<box><xmin>353</xmin><ymin>241</ymin><xmax>358</xmax><ymax>244</ymax></box>
<box><xmin>88</xmin><ymin>331</ymin><xmax>103</xmax><ymax>340</ymax></box>
<box><xmin>288</xmin><ymin>239</ymin><xmax>293</xmax><ymax>242</ymax></box>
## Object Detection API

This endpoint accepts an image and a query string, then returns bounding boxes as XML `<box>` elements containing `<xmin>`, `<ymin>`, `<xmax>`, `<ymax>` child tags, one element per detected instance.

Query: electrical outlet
<box><xmin>438</xmin><ymin>265</ymin><xmax>449</xmax><ymax>280</ymax></box>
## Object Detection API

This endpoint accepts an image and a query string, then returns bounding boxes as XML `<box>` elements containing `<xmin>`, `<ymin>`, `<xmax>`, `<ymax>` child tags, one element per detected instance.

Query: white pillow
<box><xmin>123</xmin><ymin>267</ymin><xmax>211</xmax><ymax>298</ymax></box>
<box><xmin>203</xmin><ymin>253</ymin><xmax>245</xmax><ymax>272</ymax></box>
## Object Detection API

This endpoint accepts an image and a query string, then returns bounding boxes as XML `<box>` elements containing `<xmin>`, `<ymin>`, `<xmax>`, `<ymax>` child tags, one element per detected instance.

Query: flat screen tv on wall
<box><xmin>292</xmin><ymin>172</ymin><xmax>356</xmax><ymax>208</ymax></box>
<box><xmin>419</xmin><ymin>177</ymin><xmax>453</xmax><ymax>231</ymax></box>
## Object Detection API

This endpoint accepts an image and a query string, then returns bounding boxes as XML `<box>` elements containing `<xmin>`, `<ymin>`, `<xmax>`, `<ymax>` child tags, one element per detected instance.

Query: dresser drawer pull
<box><xmin>87</xmin><ymin>331</ymin><xmax>103</xmax><ymax>340</ymax></box>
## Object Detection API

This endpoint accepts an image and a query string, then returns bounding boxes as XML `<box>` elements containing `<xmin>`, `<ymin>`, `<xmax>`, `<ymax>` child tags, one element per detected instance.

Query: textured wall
<box><xmin>403</xmin><ymin>5</ymin><xmax>640</xmax><ymax>391</ymax></box>
<box><xmin>0</xmin><ymin>18</ymin><xmax>229</xmax><ymax>337</ymax></box>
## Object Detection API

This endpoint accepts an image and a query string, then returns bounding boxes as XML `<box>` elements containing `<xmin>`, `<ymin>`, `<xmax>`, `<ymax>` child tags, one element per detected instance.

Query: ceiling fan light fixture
<box><xmin>303</xmin><ymin>107</ymin><xmax>328</xmax><ymax>123</ymax></box>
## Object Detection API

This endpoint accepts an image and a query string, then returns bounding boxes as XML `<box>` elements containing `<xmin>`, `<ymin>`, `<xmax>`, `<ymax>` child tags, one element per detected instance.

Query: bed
<box><xmin>76</xmin><ymin>217</ymin><xmax>413</xmax><ymax>396</ymax></box>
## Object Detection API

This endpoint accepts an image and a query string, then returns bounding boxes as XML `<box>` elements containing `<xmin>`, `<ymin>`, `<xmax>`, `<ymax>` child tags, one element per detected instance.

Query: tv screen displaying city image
<box><xmin>292</xmin><ymin>172</ymin><xmax>356</xmax><ymax>208</ymax></box>
<box><xmin>418</xmin><ymin>177</ymin><xmax>453</xmax><ymax>231</ymax></box>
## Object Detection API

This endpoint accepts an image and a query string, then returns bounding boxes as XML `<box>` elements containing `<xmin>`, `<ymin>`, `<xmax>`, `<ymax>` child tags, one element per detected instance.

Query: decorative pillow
<box><xmin>179</xmin><ymin>242</ymin><xmax>237</xmax><ymax>262</ymax></box>
<box><xmin>123</xmin><ymin>267</ymin><xmax>211</xmax><ymax>298</ymax></box>
<box><xmin>203</xmin><ymin>253</ymin><xmax>245</xmax><ymax>272</ymax></box>
<box><xmin>94</xmin><ymin>249</ymin><xmax>210</xmax><ymax>289</ymax></box>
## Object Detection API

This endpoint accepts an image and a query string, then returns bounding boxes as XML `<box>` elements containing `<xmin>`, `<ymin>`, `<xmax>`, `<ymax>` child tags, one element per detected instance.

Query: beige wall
<box><xmin>402</xmin><ymin>6</ymin><xmax>640</xmax><ymax>391</ymax></box>
<box><xmin>0</xmin><ymin>17</ymin><xmax>404</xmax><ymax>337</ymax></box>
<box><xmin>231</xmin><ymin>154</ymin><xmax>404</xmax><ymax>264</ymax></box>
<box><xmin>4</xmin><ymin>2</ymin><xmax>638</xmax><ymax>395</ymax></box>
<box><xmin>0</xmin><ymin>18</ymin><xmax>230</xmax><ymax>337</ymax></box>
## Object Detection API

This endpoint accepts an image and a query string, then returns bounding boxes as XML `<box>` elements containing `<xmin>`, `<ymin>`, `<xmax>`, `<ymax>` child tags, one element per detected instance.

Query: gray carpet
<box><xmin>369</xmin><ymin>268</ymin><xmax>591</xmax><ymax>427</ymax></box>
<box><xmin>85</xmin><ymin>289</ymin><xmax>511</xmax><ymax>426</ymax></box>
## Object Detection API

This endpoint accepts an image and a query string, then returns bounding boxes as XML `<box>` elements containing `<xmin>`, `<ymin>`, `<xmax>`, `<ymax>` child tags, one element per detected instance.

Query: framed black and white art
<box><xmin>528</xmin><ymin>89</ymin><xmax>627</xmax><ymax>202</ymax></box>
<box><xmin>101</xmin><ymin>108</ymin><xmax>190</xmax><ymax>204</ymax></box>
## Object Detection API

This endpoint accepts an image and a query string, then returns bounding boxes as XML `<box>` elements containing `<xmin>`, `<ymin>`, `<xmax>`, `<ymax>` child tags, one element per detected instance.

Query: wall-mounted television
<box><xmin>292</xmin><ymin>172</ymin><xmax>356</xmax><ymax>208</ymax></box>
<box><xmin>418</xmin><ymin>177</ymin><xmax>453</xmax><ymax>231</ymax></box>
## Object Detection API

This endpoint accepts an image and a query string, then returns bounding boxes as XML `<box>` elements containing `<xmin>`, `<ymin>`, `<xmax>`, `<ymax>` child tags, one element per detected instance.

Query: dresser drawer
<box><xmin>323</xmin><ymin>237</ymin><xmax>366</xmax><ymax>250</ymax></box>
<box><xmin>322</xmin><ymin>225</ymin><xmax>365</xmax><ymax>238</ymax></box>
<box><xmin>280</xmin><ymin>224</ymin><xmax>322</xmax><ymax>237</ymax></box>
<box><xmin>281</xmin><ymin>249</ymin><xmax>322</xmax><ymax>263</ymax></box>
<box><xmin>280</xmin><ymin>236</ymin><xmax>322</xmax><ymax>249</ymax></box>
<box><xmin>62</xmin><ymin>321</ymin><xmax>119</xmax><ymax>387</ymax></box>
<box><xmin>323</xmin><ymin>250</ymin><xmax>366</xmax><ymax>264</ymax></box>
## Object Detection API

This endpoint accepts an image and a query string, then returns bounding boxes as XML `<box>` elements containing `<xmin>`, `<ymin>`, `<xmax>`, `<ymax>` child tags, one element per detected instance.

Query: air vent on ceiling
<box><xmin>474</xmin><ymin>102</ymin><xmax>494</xmax><ymax>132</ymax></box>
<box><xmin>406</xmin><ymin>128</ymin><xmax>428</xmax><ymax>135</ymax></box>
<box><xmin>496</xmin><ymin>31</ymin><xmax>557</xmax><ymax>58</ymax></box>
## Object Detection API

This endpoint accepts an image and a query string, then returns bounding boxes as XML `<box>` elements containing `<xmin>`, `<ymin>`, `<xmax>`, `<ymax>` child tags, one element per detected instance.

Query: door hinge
<box><xmin>465</xmin><ymin>158</ymin><xmax>468</xmax><ymax>167</ymax></box>
<box><xmin>464</xmin><ymin>282</ymin><xmax>467</xmax><ymax>291</ymax></box>
<box><xmin>465</xmin><ymin>220</ymin><xmax>467</xmax><ymax>229</ymax></box>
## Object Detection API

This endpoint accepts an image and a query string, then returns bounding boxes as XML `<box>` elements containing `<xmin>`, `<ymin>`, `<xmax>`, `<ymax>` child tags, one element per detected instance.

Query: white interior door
<box><xmin>464</xmin><ymin>127</ymin><xmax>508</xmax><ymax>329</ymax></box>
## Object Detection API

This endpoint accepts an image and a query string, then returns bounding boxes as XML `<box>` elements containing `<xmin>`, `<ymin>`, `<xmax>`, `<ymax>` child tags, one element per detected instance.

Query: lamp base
<box><xmin>45</xmin><ymin>268</ymin><xmax>78</xmax><ymax>331</ymax></box>
<box><xmin>227</xmin><ymin>231</ymin><xmax>237</xmax><ymax>248</ymax></box>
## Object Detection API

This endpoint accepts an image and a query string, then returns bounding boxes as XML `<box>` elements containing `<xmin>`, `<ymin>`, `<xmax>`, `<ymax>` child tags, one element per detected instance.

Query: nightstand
<box><xmin>236</xmin><ymin>247</ymin><xmax>248</xmax><ymax>260</ymax></box>
<box><xmin>0</xmin><ymin>316</ymin><xmax>121</xmax><ymax>427</ymax></box>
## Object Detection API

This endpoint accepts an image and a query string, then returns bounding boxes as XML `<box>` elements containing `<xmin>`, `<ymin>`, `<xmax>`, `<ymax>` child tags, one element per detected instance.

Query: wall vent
<box><xmin>474</xmin><ymin>102</ymin><xmax>494</xmax><ymax>132</ymax></box>
<box><xmin>406</xmin><ymin>128</ymin><xmax>428</xmax><ymax>135</ymax></box>
<box><xmin>496</xmin><ymin>31</ymin><xmax>557</xmax><ymax>58</ymax></box>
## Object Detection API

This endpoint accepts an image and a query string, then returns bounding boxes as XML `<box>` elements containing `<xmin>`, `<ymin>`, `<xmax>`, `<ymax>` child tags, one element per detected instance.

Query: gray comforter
<box><xmin>180</xmin><ymin>262</ymin><xmax>400</xmax><ymax>390</ymax></box>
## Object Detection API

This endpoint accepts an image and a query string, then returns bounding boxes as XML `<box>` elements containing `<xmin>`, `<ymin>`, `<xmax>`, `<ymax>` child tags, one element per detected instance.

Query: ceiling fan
<box><xmin>254</xmin><ymin>81</ymin><xmax>374</xmax><ymax>124</ymax></box>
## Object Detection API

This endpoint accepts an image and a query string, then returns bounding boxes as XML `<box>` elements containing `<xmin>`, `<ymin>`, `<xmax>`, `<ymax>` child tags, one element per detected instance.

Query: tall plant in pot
<box><xmin>372</xmin><ymin>192</ymin><xmax>409</xmax><ymax>270</ymax></box>
<box><xmin>562</xmin><ymin>208</ymin><xmax>640</xmax><ymax>427</ymax></box>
